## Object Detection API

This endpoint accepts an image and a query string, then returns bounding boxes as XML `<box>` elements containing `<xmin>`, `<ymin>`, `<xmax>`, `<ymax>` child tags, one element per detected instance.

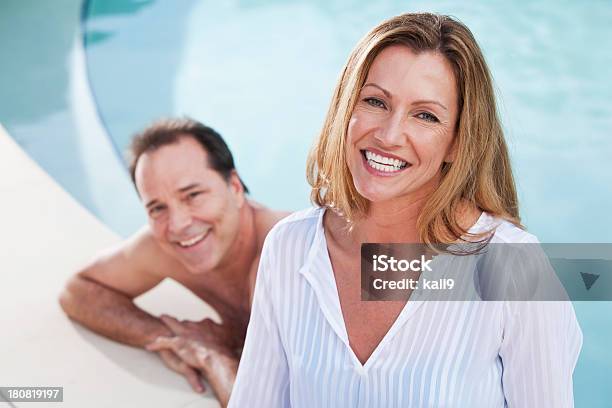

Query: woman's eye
<box><xmin>364</xmin><ymin>97</ymin><xmax>386</xmax><ymax>109</ymax></box>
<box><xmin>417</xmin><ymin>112</ymin><xmax>439</xmax><ymax>123</ymax></box>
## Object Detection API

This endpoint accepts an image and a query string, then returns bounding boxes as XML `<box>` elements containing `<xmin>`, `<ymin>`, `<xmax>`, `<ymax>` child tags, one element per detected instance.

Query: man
<box><xmin>59</xmin><ymin>118</ymin><xmax>288</xmax><ymax>407</ymax></box>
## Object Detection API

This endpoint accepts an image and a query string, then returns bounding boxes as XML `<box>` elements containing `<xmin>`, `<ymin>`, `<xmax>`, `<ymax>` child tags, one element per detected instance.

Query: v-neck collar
<box><xmin>298</xmin><ymin>207</ymin><xmax>492</xmax><ymax>372</ymax></box>
<box><xmin>298</xmin><ymin>207</ymin><xmax>426</xmax><ymax>372</ymax></box>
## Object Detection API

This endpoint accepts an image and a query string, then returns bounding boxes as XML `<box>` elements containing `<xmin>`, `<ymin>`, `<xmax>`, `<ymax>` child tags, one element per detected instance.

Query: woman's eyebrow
<box><xmin>413</xmin><ymin>99</ymin><xmax>448</xmax><ymax>111</ymax></box>
<box><xmin>362</xmin><ymin>83</ymin><xmax>448</xmax><ymax>112</ymax></box>
<box><xmin>363</xmin><ymin>82</ymin><xmax>391</xmax><ymax>98</ymax></box>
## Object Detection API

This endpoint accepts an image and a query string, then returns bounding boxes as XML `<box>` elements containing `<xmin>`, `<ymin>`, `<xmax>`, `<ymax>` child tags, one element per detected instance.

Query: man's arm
<box><xmin>59</xmin><ymin>229</ymin><xmax>205</xmax><ymax>392</ymax></box>
<box><xmin>60</xmin><ymin>273</ymin><xmax>168</xmax><ymax>347</ymax></box>
<box><xmin>59</xmin><ymin>229</ymin><xmax>169</xmax><ymax>346</ymax></box>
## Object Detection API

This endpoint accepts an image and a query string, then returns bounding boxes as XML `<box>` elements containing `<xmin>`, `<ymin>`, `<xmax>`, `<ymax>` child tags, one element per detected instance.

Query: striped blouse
<box><xmin>228</xmin><ymin>207</ymin><xmax>582</xmax><ymax>407</ymax></box>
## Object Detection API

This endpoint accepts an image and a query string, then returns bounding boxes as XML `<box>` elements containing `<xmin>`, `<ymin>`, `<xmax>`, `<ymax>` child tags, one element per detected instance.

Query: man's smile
<box><xmin>174</xmin><ymin>229</ymin><xmax>211</xmax><ymax>249</ymax></box>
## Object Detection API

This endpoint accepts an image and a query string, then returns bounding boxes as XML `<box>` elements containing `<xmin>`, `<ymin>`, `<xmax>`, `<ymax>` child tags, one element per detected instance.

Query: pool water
<box><xmin>84</xmin><ymin>0</ymin><xmax>612</xmax><ymax>243</ymax></box>
<box><xmin>1</xmin><ymin>0</ymin><xmax>610</xmax><ymax>406</ymax></box>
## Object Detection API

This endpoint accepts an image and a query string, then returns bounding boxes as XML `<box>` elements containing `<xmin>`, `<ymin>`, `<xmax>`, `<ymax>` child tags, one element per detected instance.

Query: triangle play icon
<box><xmin>580</xmin><ymin>272</ymin><xmax>600</xmax><ymax>291</ymax></box>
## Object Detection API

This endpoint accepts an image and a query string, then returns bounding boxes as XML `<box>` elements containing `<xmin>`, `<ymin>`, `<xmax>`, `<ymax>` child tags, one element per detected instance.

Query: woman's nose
<box><xmin>375</xmin><ymin>112</ymin><xmax>407</xmax><ymax>147</ymax></box>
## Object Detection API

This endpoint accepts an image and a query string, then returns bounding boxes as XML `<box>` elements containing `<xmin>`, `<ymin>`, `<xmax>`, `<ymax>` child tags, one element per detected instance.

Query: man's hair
<box><xmin>128</xmin><ymin>117</ymin><xmax>249</xmax><ymax>193</ymax></box>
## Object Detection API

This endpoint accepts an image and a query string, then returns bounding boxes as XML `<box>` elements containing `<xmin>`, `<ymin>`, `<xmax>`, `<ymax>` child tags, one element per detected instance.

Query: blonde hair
<box><xmin>307</xmin><ymin>12</ymin><xmax>521</xmax><ymax>245</ymax></box>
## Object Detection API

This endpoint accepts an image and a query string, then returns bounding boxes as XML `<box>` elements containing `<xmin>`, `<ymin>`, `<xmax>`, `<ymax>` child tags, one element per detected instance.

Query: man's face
<box><xmin>134</xmin><ymin>136</ymin><xmax>244</xmax><ymax>273</ymax></box>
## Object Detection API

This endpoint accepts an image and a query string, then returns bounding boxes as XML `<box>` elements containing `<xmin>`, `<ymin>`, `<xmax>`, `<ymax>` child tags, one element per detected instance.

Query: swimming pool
<box><xmin>1</xmin><ymin>0</ymin><xmax>610</xmax><ymax>405</ymax></box>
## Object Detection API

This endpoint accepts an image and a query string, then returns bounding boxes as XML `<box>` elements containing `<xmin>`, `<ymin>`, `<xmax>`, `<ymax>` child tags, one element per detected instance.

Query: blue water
<box><xmin>1</xmin><ymin>0</ymin><xmax>611</xmax><ymax>405</ymax></box>
<box><xmin>83</xmin><ymin>0</ymin><xmax>612</xmax><ymax>243</ymax></box>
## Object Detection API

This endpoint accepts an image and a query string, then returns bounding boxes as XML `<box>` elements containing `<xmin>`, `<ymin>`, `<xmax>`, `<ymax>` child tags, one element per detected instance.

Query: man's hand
<box><xmin>156</xmin><ymin>349</ymin><xmax>206</xmax><ymax>393</ymax></box>
<box><xmin>146</xmin><ymin>315</ymin><xmax>239</xmax><ymax>407</ymax></box>
<box><xmin>146</xmin><ymin>315</ymin><xmax>237</xmax><ymax>371</ymax></box>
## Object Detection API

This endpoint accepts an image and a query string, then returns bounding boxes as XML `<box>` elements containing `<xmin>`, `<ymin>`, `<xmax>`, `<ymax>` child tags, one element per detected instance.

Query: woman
<box><xmin>228</xmin><ymin>13</ymin><xmax>582</xmax><ymax>407</ymax></box>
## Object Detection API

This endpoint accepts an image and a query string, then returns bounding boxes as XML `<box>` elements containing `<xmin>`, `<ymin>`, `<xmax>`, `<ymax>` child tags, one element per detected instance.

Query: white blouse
<box><xmin>228</xmin><ymin>207</ymin><xmax>582</xmax><ymax>407</ymax></box>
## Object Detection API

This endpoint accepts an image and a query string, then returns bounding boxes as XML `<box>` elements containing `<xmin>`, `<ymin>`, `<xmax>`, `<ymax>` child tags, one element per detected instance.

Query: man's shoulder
<box><xmin>251</xmin><ymin>204</ymin><xmax>290</xmax><ymax>238</ymax></box>
<box><xmin>124</xmin><ymin>226</ymin><xmax>159</xmax><ymax>255</ymax></box>
<box><xmin>120</xmin><ymin>227</ymin><xmax>182</xmax><ymax>277</ymax></box>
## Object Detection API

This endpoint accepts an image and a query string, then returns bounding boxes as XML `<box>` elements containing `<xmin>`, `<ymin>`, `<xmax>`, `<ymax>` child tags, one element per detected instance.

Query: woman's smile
<box><xmin>360</xmin><ymin>148</ymin><xmax>411</xmax><ymax>177</ymax></box>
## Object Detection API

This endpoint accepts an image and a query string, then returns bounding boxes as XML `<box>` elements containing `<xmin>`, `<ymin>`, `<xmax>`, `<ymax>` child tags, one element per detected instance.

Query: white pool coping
<box><xmin>0</xmin><ymin>123</ymin><xmax>219</xmax><ymax>407</ymax></box>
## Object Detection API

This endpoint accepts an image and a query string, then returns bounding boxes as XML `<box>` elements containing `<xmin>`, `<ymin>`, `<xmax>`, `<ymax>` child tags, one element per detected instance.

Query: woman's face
<box><xmin>346</xmin><ymin>45</ymin><xmax>459</xmax><ymax>204</ymax></box>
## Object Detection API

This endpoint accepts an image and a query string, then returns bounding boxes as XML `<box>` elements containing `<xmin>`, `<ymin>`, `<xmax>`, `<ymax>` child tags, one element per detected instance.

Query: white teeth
<box><xmin>178</xmin><ymin>232</ymin><xmax>206</xmax><ymax>248</ymax></box>
<box><xmin>368</xmin><ymin>160</ymin><xmax>396</xmax><ymax>172</ymax></box>
<box><xmin>364</xmin><ymin>150</ymin><xmax>407</xmax><ymax>172</ymax></box>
